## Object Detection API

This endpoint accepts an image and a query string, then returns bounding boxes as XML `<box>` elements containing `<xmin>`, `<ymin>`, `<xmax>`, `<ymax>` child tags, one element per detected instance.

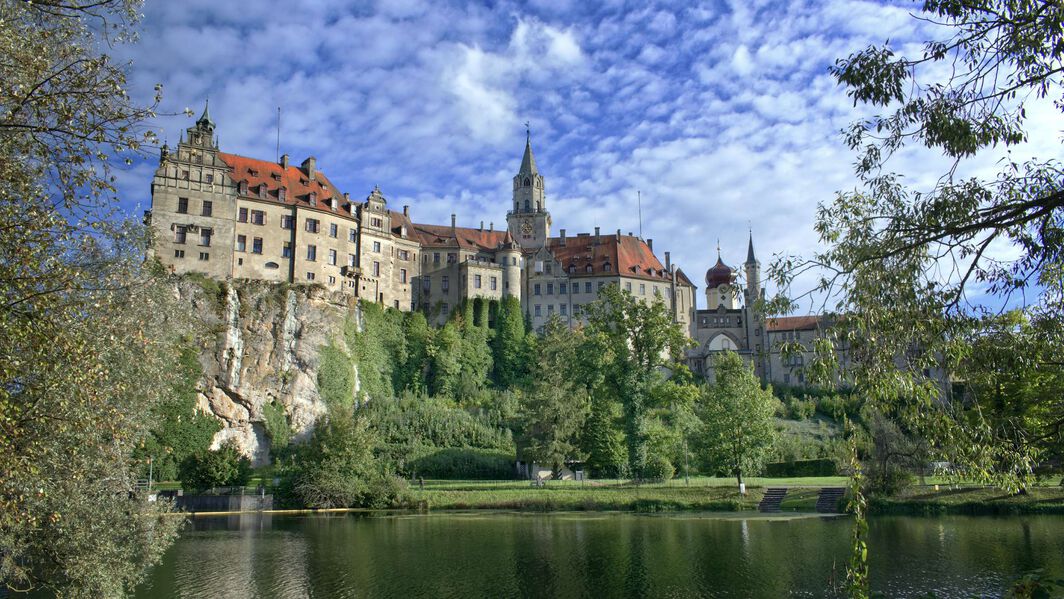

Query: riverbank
<box><xmin>870</xmin><ymin>485</ymin><xmax>1064</xmax><ymax>515</ymax></box>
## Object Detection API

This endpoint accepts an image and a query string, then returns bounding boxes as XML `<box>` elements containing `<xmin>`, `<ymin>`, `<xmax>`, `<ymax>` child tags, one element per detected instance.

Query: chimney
<box><xmin>560</xmin><ymin>229</ymin><xmax>566</xmax><ymax>246</ymax></box>
<box><xmin>301</xmin><ymin>156</ymin><xmax>316</xmax><ymax>180</ymax></box>
<box><xmin>665</xmin><ymin>251</ymin><xmax>671</xmax><ymax>271</ymax></box>
<box><xmin>628</xmin><ymin>231</ymin><xmax>633</xmax><ymax>237</ymax></box>
<box><xmin>280</xmin><ymin>153</ymin><xmax>289</xmax><ymax>169</ymax></box>
<box><xmin>594</xmin><ymin>226</ymin><xmax>600</xmax><ymax>244</ymax></box>
<box><xmin>647</xmin><ymin>238</ymin><xmax>653</xmax><ymax>251</ymax></box>
<box><xmin>489</xmin><ymin>222</ymin><xmax>493</xmax><ymax>231</ymax></box>
<box><xmin>480</xmin><ymin>220</ymin><xmax>484</xmax><ymax>231</ymax></box>
<box><xmin>451</xmin><ymin>214</ymin><xmax>456</xmax><ymax>229</ymax></box>
<box><xmin>343</xmin><ymin>192</ymin><xmax>350</xmax><ymax>201</ymax></box>
<box><xmin>403</xmin><ymin>205</ymin><xmax>409</xmax><ymax>216</ymax></box>
<box><xmin>616</xmin><ymin>229</ymin><xmax>621</xmax><ymax>240</ymax></box>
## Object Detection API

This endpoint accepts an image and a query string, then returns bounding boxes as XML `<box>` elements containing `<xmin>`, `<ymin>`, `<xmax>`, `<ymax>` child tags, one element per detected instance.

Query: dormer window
<box><xmin>258</xmin><ymin>184</ymin><xmax>266</xmax><ymax>198</ymax></box>
<box><xmin>238</xmin><ymin>181</ymin><xmax>248</xmax><ymax>195</ymax></box>
<box><xmin>278</xmin><ymin>187</ymin><xmax>287</xmax><ymax>201</ymax></box>
<box><xmin>586</xmin><ymin>264</ymin><xmax>593</xmax><ymax>273</ymax></box>
<box><xmin>603</xmin><ymin>262</ymin><xmax>612</xmax><ymax>272</ymax></box>
<box><xmin>309</xmin><ymin>192</ymin><xmax>317</xmax><ymax>206</ymax></box>
<box><xmin>569</xmin><ymin>265</ymin><xmax>576</xmax><ymax>274</ymax></box>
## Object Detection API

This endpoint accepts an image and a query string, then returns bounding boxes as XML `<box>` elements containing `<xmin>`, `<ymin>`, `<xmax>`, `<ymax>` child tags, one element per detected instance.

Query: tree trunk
<box><xmin>735</xmin><ymin>468</ymin><xmax>744</xmax><ymax>492</ymax></box>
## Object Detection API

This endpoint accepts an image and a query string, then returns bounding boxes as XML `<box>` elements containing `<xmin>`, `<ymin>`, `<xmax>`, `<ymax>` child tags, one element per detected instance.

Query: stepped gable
<box><xmin>410</xmin><ymin>222</ymin><xmax>509</xmax><ymax>251</ymax></box>
<box><xmin>766</xmin><ymin>315</ymin><xmax>822</xmax><ymax>332</ymax></box>
<box><xmin>547</xmin><ymin>234</ymin><xmax>673</xmax><ymax>282</ymax></box>
<box><xmin>219</xmin><ymin>152</ymin><xmax>353</xmax><ymax>218</ymax></box>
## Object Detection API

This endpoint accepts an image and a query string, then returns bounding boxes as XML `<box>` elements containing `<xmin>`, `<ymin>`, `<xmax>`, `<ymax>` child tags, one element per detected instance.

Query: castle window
<box><xmin>560</xmin><ymin>283</ymin><xmax>567</xmax><ymax>294</ymax></box>
<box><xmin>447</xmin><ymin>253</ymin><xmax>456</xmax><ymax>264</ymax></box>
<box><xmin>199</xmin><ymin>228</ymin><xmax>212</xmax><ymax>247</ymax></box>
<box><xmin>569</xmin><ymin>265</ymin><xmax>576</xmax><ymax>274</ymax></box>
<box><xmin>252</xmin><ymin>237</ymin><xmax>263</xmax><ymax>254</ymax></box>
<box><xmin>400</xmin><ymin>269</ymin><xmax>408</xmax><ymax>284</ymax></box>
<box><xmin>177</xmin><ymin>197</ymin><xmax>188</xmax><ymax>214</ymax></box>
<box><xmin>545</xmin><ymin>263</ymin><xmax>552</xmax><ymax>274</ymax></box>
<box><xmin>371</xmin><ymin>218</ymin><xmax>382</xmax><ymax>227</ymax></box>
<box><xmin>201</xmin><ymin>200</ymin><xmax>213</xmax><ymax>217</ymax></box>
<box><xmin>560</xmin><ymin>304</ymin><xmax>567</xmax><ymax>316</ymax></box>
<box><xmin>490</xmin><ymin>277</ymin><xmax>497</xmax><ymax>291</ymax></box>
<box><xmin>251</xmin><ymin>210</ymin><xmax>265</xmax><ymax>225</ymax></box>
<box><xmin>442</xmin><ymin>276</ymin><xmax>449</xmax><ymax>292</ymax></box>
<box><xmin>239</xmin><ymin>181</ymin><xmax>248</xmax><ymax>195</ymax></box>
<box><xmin>534</xmin><ymin>305</ymin><xmax>541</xmax><ymax>317</ymax></box>
<box><xmin>534</xmin><ymin>283</ymin><xmax>541</xmax><ymax>296</ymax></box>
<box><xmin>281</xmin><ymin>215</ymin><xmax>294</xmax><ymax>229</ymax></box>
<box><xmin>205</xmin><ymin>173</ymin><xmax>214</xmax><ymax>184</ymax></box>
<box><xmin>349</xmin><ymin>228</ymin><xmax>356</xmax><ymax>243</ymax></box>
<box><xmin>305</xmin><ymin>219</ymin><xmax>319</xmax><ymax>233</ymax></box>
<box><xmin>283</xmin><ymin>242</ymin><xmax>293</xmax><ymax>258</ymax></box>
<box><xmin>547</xmin><ymin>283</ymin><xmax>554</xmax><ymax>295</ymax></box>
<box><xmin>259</xmin><ymin>185</ymin><xmax>267</xmax><ymax>198</ymax></box>
<box><xmin>348</xmin><ymin>253</ymin><xmax>356</xmax><ymax>267</ymax></box>
<box><xmin>585</xmin><ymin>282</ymin><xmax>592</xmax><ymax>294</ymax></box>
<box><xmin>306</xmin><ymin>245</ymin><xmax>317</xmax><ymax>261</ymax></box>
<box><xmin>639</xmin><ymin>284</ymin><xmax>646</xmax><ymax>295</ymax></box>
<box><xmin>625</xmin><ymin>282</ymin><xmax>632</xmax><ymax>292</ymax></box>
<box><xmin>603</xmin><ymin>262</ymin><xmax>612</xmax><ymax>272</ymax></box>
<box><xmin>524</xmin><ymin>177</ymin><xmax>530</xmax><ymax>186</ymax></box>
<box><xmin>373</xmin><ymin>261</ymin><xmax>380</xmax><ymax>277</ymax></box>
<box><xmin>182</xmin><ymin>170</ymin><xmax>189</xmax><ymax>180</ymax></box>
<box><xmin>373</xmin><ymin>241</ymin><xmax>381</xmax><ymax>253</ymax></box>
<box><xmin>423</xmin><ymin>278</ymin><xmax>431</xmax><ymax>291</ymax></box>
<box><xmin>328</xmin><ymin>249</ymin><xmax>337</xmax><ymax>266</ymax></box>
<box><xmin>309</xmin><ymin>192</ymin><xmax>317</xmax><ymax>206</ymax></box>
<box><xmin>198</xmin><ymin>252</ymin><xmax>209</xmax><ymax>261</ymax></box>
<box><xmin>306</xmin><ymin>272</ymin><xmax>315</xmax><ymax>281</ymax></box>
<box><xmin>236</xmin><ymin>235</ymin><xmax>246</xmax><ymax>252</ymax></box>
<box><xmin>586</xmin><ymin>264</ymin><xmax>593</xmax><ymax>273</ymax></box>
<box><xmin>238</xmin><ymin>207</ymin><xmax>248</xmax><ymax>223</ymax></box>
<box><xmin>278</xmin><ymin>188</ymin><xmax>287</xmax><ymax>201</ymax></box>
<box><xmin>474</xmin><ymin>274</ymin><xmax>481</xmax><ymax>289</ymax></box>
<box><xmin>174</xmin><ymin>249</ymin><xmax>185</xmax><ymax>259</ymax></box>
<box><xmin>329</xmin><ymin>223</ymin><xmax>338</xmax><ymax>238</ymax></box>
<box><xmin>174</xmin><ymin>226</ymin><xmax>187</xmax><ymax>244</ymax></box>
<box><xmin>433</xmin><ymin>252</ymin><xmax>440</xmax><ymax>264</ymax></box>
<box><xmin>329</xmin><ymin>275</ymin><xmax>336</xmax><ymax>285</ymax></box>
<box><xmin>547</xmin><ymin>304</ymin><xmax>555</xmax><ymax>315</ymax></box>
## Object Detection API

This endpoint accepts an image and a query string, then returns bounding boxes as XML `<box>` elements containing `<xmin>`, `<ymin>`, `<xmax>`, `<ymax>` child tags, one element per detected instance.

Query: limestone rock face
<box><xmin>179</xmin><ymin>280</ymin><xmax>360</xmax><ymax>466</ymax></box>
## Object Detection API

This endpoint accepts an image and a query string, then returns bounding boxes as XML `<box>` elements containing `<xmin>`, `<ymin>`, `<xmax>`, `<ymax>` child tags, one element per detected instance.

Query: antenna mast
<box><xmin>638</xmin><ymin>190</ymin><xmax>643</xmax><ymax>239</ymax></box>
<box><xmin>276</xmin><ymin>106</ymin><xmax>281</xmax><ymax>162</ymax></box>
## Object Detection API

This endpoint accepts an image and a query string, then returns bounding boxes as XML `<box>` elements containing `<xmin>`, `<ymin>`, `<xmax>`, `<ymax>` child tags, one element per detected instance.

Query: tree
<box><xmin>772</xmin><ymin>0</ymin><xmax>1064</xmax><ymax>490</ymax></box>
<box><xmin>519</xmin><ymin>316</ymin><xmax>590</xmax><ymax>476</ymax></box>
<box><xmin>178</xmin><ymin>440</ymin><xmax>253</xmax><ymax>492</ymax></box>
<box><xmin>491</xmin><ymin>296</ymin><xmax>528</xmax><ymax>389</ymax></box>
<box><xmin>293</xmin><ymin>408</ymin><xmax>406</xmax><ymax>509</ymax></box>
<box><xmin>0</xmin><ymin>1</ymin><xmax>186</xmax><ymax>594</ymax></box>
<box><xmin>584</xmin><ymin>284</ymin><xmax>691</xmax><ymax>478</ymax></box>
<box><xmin>698</xmin><ymin>351</ymin><xmax>779</xmax><ymax>489</ymax></box>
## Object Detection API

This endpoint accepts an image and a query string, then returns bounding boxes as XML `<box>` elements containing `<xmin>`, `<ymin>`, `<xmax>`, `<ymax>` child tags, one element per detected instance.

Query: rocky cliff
<box><xmin>180</xmin><ymin>279</ymin><xmax>360</xmax><ymax>466</ymax></box>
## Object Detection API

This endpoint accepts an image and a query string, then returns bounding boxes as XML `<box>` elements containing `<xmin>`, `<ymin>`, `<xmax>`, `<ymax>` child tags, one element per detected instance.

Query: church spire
<box><xmin>746</xmin><ymin>230</ymin><xmax>757</xmax><ymax>264</ymax></box>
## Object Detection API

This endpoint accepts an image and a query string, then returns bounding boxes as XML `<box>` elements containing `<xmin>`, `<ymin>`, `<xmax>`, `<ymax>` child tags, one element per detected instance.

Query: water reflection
<box><xmin>134</xmin><ymin>513</ymin><xmax>1064</xmax><ymax>599</ymax></box>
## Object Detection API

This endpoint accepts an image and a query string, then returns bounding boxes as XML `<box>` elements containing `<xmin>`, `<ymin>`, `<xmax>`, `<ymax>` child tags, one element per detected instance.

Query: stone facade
<box><xmin>148</xmin><ymin>105</ymin><xmax>698</xmax><ymax>335</ymax></box>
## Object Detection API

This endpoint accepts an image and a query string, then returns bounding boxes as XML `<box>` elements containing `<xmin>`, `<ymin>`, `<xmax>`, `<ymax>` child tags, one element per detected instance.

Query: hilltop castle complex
<box><xmin>148</xmin><ymin>104</ymin><xmax>820</xmax><ymax>386</ymax></box>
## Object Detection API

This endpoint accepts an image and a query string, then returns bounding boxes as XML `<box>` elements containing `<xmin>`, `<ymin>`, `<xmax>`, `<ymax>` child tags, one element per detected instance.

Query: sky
<box><xmin>112</xmin><ymin>0</ymin><xmax>1061</xmax><ymax>311</ymax></box>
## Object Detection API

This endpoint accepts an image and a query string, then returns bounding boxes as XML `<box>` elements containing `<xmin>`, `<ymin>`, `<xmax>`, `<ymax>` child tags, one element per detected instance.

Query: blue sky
<box><xmin>112</xmin><ymin>0</ymin><xmax>1060</xmax><ymax>311</ymax></box>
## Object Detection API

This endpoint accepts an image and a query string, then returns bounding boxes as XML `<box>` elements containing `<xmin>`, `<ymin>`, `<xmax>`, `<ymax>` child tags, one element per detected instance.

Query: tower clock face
<box><xmin>521</xmin><ymin>220</ymin><xmax>533</xmax><ymax>235</ymax></box>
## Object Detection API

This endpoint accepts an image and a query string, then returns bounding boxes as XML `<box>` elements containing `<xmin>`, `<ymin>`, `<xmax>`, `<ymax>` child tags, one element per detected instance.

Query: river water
<box><xmin>134</xmin><ymin>512</ymin><xmax>1064</xmax><ymax>598</ymax></box>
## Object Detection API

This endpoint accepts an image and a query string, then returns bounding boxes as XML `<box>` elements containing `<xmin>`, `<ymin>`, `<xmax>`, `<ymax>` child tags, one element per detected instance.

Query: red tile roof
<box><xmin>410</xmin><ymin>223</ymin><xmax>511</xmax><ymax>250</ymax></box>
<box><xmin>766</xmin><ymin>315</ymin><xmax>823</xmax><ymax>332</ymax></box>
<box><xmin>218</xmin><ymin>152</ymin><xmax>355</xmax><ymax>219</ymax></box>
<box><xmin>548</xmin><ymin>234</ymin><xmax>677</xmax><ymax>283</ymax></box>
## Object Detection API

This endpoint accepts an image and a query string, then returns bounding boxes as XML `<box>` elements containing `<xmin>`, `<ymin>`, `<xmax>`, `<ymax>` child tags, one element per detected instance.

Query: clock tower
<box><xmin>506</xmin><ymin>132</ymin><xmax>551</xmax><ymax>249</ymax></box>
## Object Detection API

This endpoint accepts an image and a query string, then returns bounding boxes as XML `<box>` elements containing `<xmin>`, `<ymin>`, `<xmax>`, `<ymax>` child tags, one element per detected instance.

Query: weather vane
<box><xmin>524</xmin><ymin>120</ymin><xmax>530</xmax><ymax>141</ymax></box>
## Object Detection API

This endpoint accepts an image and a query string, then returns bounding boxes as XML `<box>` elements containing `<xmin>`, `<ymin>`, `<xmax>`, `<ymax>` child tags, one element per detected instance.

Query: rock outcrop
<box><xmin>180</xmin><ymin>279</ymin><xmax>360</xmax><ymax>466</ymax></box>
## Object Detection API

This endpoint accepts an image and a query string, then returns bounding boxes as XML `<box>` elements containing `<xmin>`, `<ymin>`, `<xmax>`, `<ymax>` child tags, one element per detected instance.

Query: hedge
<box><xmin>764</xmin><ymin>458</ymin><xmax>837</xmax><ymax>477</ymax></box>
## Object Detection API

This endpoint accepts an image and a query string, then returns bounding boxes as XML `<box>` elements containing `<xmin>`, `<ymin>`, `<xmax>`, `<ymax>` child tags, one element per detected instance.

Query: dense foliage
<box><xmin>178</xmin><ymin>441</ymin><xmax>253</xmax><ymax>492</ymax></box>
<box><xmin>0</xmin><ymin>1</ymin><xmax>188</xmax><ymax>595</ymax></box>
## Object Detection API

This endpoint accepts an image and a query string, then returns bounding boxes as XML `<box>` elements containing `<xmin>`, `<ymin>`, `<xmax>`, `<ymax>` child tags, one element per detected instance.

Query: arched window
<box><xmin>524</xmin><ymin>177</ymin><xmax>530</xmax><ymax>186</ymax></box>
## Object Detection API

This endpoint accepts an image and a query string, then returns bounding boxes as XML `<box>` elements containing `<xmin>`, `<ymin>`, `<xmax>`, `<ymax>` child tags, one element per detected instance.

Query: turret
<box><xmin>498</xmin><ymin>231</ymin><xmax>522</xmax><ymax>301</ymax></box>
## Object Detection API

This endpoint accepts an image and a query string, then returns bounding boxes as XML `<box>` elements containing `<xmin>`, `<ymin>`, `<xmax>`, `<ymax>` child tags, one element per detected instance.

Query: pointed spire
<box><xmin>746</xmin><ymin>230</ymin><xmax>757</xmax><ymax>264</ymax></box>
<box><xmin>196</xmin><ymin>99</ymin><xmax>215</xmax><ymax>131</ymax></box>
<box><xmin>519</xmin><ymin>133</ymin><xmax>538</xmax><ymax>175</ymax></box>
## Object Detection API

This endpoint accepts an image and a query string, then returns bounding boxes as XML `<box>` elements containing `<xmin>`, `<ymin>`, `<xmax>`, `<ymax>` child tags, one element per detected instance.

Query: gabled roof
<box><xmin>766</xmin><ymin>315</ymin><xmax>823</xmax><ymax>332</ymax></box>
<box><xmin>218</xmin><ymin>152</ymin><xmax>354</xmax><ymax>219</ymax></box>
<box><xmin>410</xmin><ymin>223</ymin><xmax>510</xmax><ymax>251</ymax></box>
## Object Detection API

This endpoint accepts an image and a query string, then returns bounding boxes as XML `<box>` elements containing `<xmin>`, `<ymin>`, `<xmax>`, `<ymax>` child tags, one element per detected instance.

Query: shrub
<box><xmin>262</xmin><ymin>400</ymin><xmax>291</xmax><ymax>452</ymax></box>
<box><xmin>785</xmin><ymin>396</ymin><xmax>817</xmax><ymax>420</ymax></box>
<box><xmin>179</xmin><ymin>441</ymin><xmax>252</xmax><ymax>492</ymax></box>
<box><xmin>643</xmin><ymin>454</ymin><xmax>675</xmax><ymax>482</ymax></box>
<box><xmin>317</xmin><ymin>344</ymin><xmax>354</xmax><ymax>408</ymax></box>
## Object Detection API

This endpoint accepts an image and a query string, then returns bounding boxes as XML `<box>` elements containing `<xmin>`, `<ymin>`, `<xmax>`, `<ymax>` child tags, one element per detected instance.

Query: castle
<box><xmin>148</xmin><ymin>103</ymin><xmax>822</xmax><ymax>386</ymax></box>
